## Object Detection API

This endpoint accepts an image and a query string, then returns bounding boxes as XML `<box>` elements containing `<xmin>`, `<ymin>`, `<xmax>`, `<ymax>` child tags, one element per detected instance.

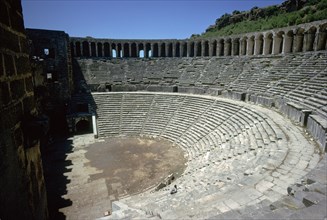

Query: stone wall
<box><xmin>27</xmin><ymin>29</ymin><xmax>73</xmax><ymax>135</ymax></box>
<box><xmin>70</xmin><ymin>20</ymin><xmax>327</xmax><ymax>58</ymax></box>
<box><xmin>73</xmin><ymin>51</ymin><xmax>327</xmax><ymax>151</ymax></box>
<box><xmin>0</xmin><ymin>0</ymin><xmax>48</xmax><ymax>219</ymax></box>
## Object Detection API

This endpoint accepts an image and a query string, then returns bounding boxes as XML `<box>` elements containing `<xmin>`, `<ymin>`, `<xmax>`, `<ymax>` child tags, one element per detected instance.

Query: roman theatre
<box><xmin>26</xmin><ymin>20</ymin><xmax>327</xmax><ymax>219</ymax></box>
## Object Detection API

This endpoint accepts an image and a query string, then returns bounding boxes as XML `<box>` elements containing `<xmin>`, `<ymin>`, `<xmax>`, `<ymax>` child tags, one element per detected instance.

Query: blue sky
<box><xmin>22</xmin><ymin>0</ymin><xmax>285</xmax><ymax>39</ymax></box>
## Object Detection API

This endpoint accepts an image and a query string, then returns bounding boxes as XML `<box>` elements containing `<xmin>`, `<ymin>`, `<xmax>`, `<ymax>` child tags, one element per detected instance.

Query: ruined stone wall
<box><xmin>0</xmin><ymin>0</ymin><xmax>48</xmax><ymax>219</ymax></box>
<box><xmin>27</xmin><ymin>29</ymin><xmax>73</xmax><ymax>135</ymax></box>
<box><xmin>27</xmin><ymin>29</ymin><xmax>73</xmax><ymax>103</ymax></box>
<box><xmin>70</xmin><ymin>20</ymin><xmax>327</xmax><ymax>58</ymax></box>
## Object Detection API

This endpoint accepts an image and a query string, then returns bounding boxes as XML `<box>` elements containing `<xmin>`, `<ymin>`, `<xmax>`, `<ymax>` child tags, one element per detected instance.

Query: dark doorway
<box><xmin>76</xmin><ymin>120</ymin><xmax>91</xmax><ymax>134</ymax></box>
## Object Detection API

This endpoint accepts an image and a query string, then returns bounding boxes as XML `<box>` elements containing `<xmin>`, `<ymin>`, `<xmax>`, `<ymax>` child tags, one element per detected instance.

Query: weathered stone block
<box><xmin>0</xmin><ymin>27</ymin><xmax>20</xmax><ymax>52</ymax></box>
<box><xmin>25</xmin><ymin>76</ymin><xmax>34</xmax><ymax>93</ymax></box>
<box><xmin>280</xmin><ymin>102</ymin><xmax>311</xmax><ymax>126</ymax></box>
<box><xmin>207</xmin><ymin>88</ymin><xmax>223</xmax><ymax>96</ymax></box>
<box><xmin>0</xmin><ymin>82</ymin><xmax>11</xmax><ymax>106</ymax></box>
<box><xmin>0</xmin><ymin>1</ymin><xmax>9</xmax><ymax>26</ymax></box>
<box><xmin>178</xmin><ymin>86</ymin><xmax>206</xmax><ymax>94</ymax></box>
<box><xmin>22</xmin><ymin>95</ymin><xmax>36</xmax><ymax>114</ymax></box>
<box><xmin>16</xmin><ymin>56</ymin><xmax>30</xmax><ymax>75</ymax></box>
<box><xmin>10</xmin><ymin>79</ymin><xmax>25</xmax><ymax>100</ymax></box>
<box><xmin>146</xmin><ymin>85</ymin><xmax>175</xmax><ymax>92</ymax></box>
<box><xmin>307</xmin><ymin>115</ymin><xmax>327</xmax><ymax>153</ymax></box>
<box><xmin>256</xmin><ymin>96</ymin><xmax>275</xmax><ymax>108</ymax></box>
<box><xmin>8</xmin><ymin>8</ymin><xmax>25</xmax><ymax>32</ymax></box>
<box><xmin>4</xmin><ymin>54</ymin><xmax>16</xmax><ymax>76</ymax></box>
<box><xmin>19</xmin><ymin>36</ymin><xmax>29</xmax><ymax>54</ymax></box>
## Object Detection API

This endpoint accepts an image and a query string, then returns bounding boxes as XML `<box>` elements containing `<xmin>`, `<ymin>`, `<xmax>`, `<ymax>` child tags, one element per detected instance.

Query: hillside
<box><xmin>196</xmin><ymin>0</ymin><xmax>327</xmax><ymax>38</ymax></box>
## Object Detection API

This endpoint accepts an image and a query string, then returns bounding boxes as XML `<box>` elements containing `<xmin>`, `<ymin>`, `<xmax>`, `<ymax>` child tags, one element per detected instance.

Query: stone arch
<box><xmin>293</xmin><ymin>28</ymin><xmax>305</xmax><ymax>52</ymax></box>
<box><xmin>70</xmin><ymin>42</ymin><xmax>75</xmax><ymax>57</ymax></box>
<box><xmin>264</xmin><ymin>33</ymin><xmax>273</xmax><ymax>55</ymax></box>
<box><xmin>75</xmin><ymin>41</ymin><xmax>81</xmax><ymax>57</ymax></box>
<box><xmin>111</xmin><ymin>43</ymin><xmax>117</xmax><ymax>58</ymax></box>
<box><xmin>82</xmin><ymin>41</ymin><xmax>90</xmax><ymax>57</ymax></box>
<box><xmin>145</xmin><ymin>43</ymin><xmax>151</xmax><ymax>57</ymax></box>
<box><xmin>284</xmin><ymin>30</ymin><xmax>294</xmax><ymax>54</ymax></box>
<box><xmin>196</xmin><ymin>41</ymin><xmax>202</xmax><ymax>56</ymax></box>
<box><xmin>75</xmin><ymin>118</ymin><xmax>92</xmax><ymax>134</ymax></box>
<box><xmin>211</xmin><ymin>40</ymin><xmax>217</xmax><ymax>56</ymax></box>
<box><xmin>203</xmin><ymin>41</ymin><xmax>209</xmax><ymax>56</ymax></box>
<box><xmin>131</xmin><ymin>43</ymin><xmax>137</xmax><ymax>57</ymax></box>
<box><xmin>123</xmin><ymin>43</ymin><xmax>130</xmax><ymax>58</ymax></box>
<box><xmin>160</xmin><ymin>43</ymin><xmax>166</xmax><ymax>57</ymax></box>
<box><xmin>97</xmin><ymin>42</ymin><xmax>103</xmax><ymax>57</ymax></box>
<box><xmin>175</xmin><ymin>42</ymin><xmax>180</xmax><ymax>57</ymax></box>
<box><xmin>189</xmin><ymin>42</ymin><xmax>195</xmax><ymax>57</ymax></box>
<box><xmin>254</xmin><ymin>34</ymin><xmax>264</xmax><ymax>55</ymax></box>
<box><xmin>240</xmin><ymin>37</ymin><xmax>247</xmax><ymax>56</ymax></box>
<box><xmin>167</xmin><ymin>43</ymin><xmax>173</xmax><ymax>57</ymax></box>
<box><xmin>305</xmin><ymin>26</ymin><xmax>317</xmax><ymax>52</ymax></box>
<box><xmin>182</xmin><ymin>42</ymin><xmax>187</xmax><ymax>57</ymax></box>
<box><xmin>273</xmin><ymin>31</ymin><xmax>284</xmax><ymax>54</ymax></box>
<box><xmin>90</xmin><ymin>42</ymin><xmax>96</xmax><ymax>57</ymax></box>
<box><xmin>224</xmin><ymin>38</ymin><xmax>231</xmax><ymax>56</ymax></box>
<box><xmin>232</xmin><ymin>38</ymin><xmax>240</xmax><ymax>56</ymax></box>
<box><xmin>317</xmin><ymin>23</ymin><xmax>327</xmax><ymax>51</ymax></box>
<box><xmin>153</xmin><ymin>43</ymin><xmax>159</xmax><ymax>57</ymax></box>
<box><xmin>247</xmin><ymin>36</ymin><xmax>255</xmax><ymax>55</ymax></box>
<box><xmin>117</xmin><ymin>43</ymin><xmax>122</xmax><ymax>58</ymax></box>
<box><xmin>104</xmin><ymin>42</ymin><xmax>110</xmax><ymax>57</ymax></box>
<box><xmin>138</xmin><ymin>43</ymin><xmax>144</xmax><ymax>57</ymax></box>
<box><xmin>218</xmin><ymin>39</ymin><xmax>224</xmax><ymax>56</ymax></box>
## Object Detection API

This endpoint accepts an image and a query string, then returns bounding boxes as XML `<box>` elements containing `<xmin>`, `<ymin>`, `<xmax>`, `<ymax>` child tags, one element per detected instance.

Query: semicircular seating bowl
<box><xmin>92</xmin><ymin>92</ymin><xmax>320</xmax><ymax>219</ymax></box>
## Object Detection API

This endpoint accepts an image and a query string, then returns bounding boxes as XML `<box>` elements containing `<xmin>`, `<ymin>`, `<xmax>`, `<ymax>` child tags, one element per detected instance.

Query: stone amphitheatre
<box><xmin>0</xmin><ymin>0</ymin><xmax>326</xmax><ymax>219</ymax></box>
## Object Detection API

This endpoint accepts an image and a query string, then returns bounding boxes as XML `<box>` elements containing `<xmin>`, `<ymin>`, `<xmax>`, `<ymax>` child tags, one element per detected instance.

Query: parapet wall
<box><xmin>70</xmin><ymin>20</ymin><xmax>327</xmax><ymax>58</ymax></box>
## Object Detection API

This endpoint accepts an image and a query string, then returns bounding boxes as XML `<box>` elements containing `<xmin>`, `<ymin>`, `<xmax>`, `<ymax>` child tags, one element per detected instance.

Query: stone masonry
<box><xmin>0</xmin><ymin>0</ymin><xmax>48</xmax><ymax>219</ymax></box>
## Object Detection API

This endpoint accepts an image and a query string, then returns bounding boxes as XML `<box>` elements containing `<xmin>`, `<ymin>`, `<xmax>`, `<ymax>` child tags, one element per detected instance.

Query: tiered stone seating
<box><xmin>93</xmin><ymin>93</ymin><xmax>123</xmax><ymax>136</ymax></box>
<box><xmin>90</xmin><ymin>92</ymin><xmax>321</xmax><ymax>220</ymax></box>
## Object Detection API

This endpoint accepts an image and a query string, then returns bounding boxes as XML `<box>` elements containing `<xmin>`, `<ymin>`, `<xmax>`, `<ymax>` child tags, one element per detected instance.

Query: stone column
<box><xmin>224</xmin><ymin>39</ymin><xmax>231</xmax><ymax>56</ymax></box>
<box><xmin>150</xmin><ymin>43</ymin><xmax>154</xmax><ymax>57</ymax></box>
<box><xmin>72</xmin><ymin>42</ymin><xmax>76</xmax><ymax>57</ymax></box>
<box><xmin>263</xmin><ymin>36</ymin><xmax>272</xmax><ymax>55</ymax></box>
<box><xmin>165</xmin><ymin>42</ymin><xmax>170</xmax><ymax>57</ymax></box>
<box><xmin>209</xmin><ymin>41</ymin><xmax>213</xmax><ymax>56</ymax></box>
<box><xmin>232</xmin><ymin>38</ymin><xmax>239</xmax><ymax>56</ymax></box>
<box><xmin>172</xmin><ymin>42</ymin><xmax>176</xmax><ymax>57</ymax></box>
<box><xmin>316</xmin><ymin>30</ymin><xmax>327</xmax><ymax>51</ymax></box>
<box><xmin>88</xmin><ymin>42</ymin><xmax>92</xmax><ymax>57</ymax></box>
<box><xmin>108</xmin><ymin>43</ymin><xmax>112</xmax><ymax>57</ymax></box>
<box><xmin>158</xmin><ymin>43</ymin><xmax>162</xmax><ymax>57</ymax></box>
<box><xmin>246</xmin><ymin>38</ymin><xmax>254</xmax><ymax>55</ymax></box>
<box><xmin>95</xmin><ymin>42</ymin><xmax>99</xmax><ymax>57</ymax></box>
<box><xmin>79</xmin><ymin>42</ymin><xmax>83</xmax><ymax>56</ymax></box>
<box><xmin>144</xmin><ymin>42</ymin><xmax>148</xmax><ymax>58</ymax></box>
<box><xmin>272</xmin><ymin>33</ymin><xmax>283</xmax><ymax>55</ymax></box>
<box><xmin>254</xmin><ymin>36</ymin><xmax>263</xmax><ymax>55</ymax></box>
<box><xmin>92</xmin><ymin>114</ymin><xmax>98</xmax><ymax>138</ymax></box>
<box><xmin>136</xmin><ymin>43</ymin><xmax>140</xmax><ymax>57</ymax></box>
<box><xmin>283</xmin><ymin>35</ymin><xmax>293</xmax><ymax>54</ymax></box>
<box><xmin>201</xmin><ymin>41</ymin><xmax>205</xmax><ymax>56</ymax></box>
<box><xmin>187</xmin><ymin>42</ymin><xmax>191</xmax><ymax>57</ymax></box>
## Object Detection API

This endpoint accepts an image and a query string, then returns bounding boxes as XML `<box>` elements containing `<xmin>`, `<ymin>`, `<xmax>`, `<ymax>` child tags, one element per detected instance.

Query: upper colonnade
<box><xmin>70</xmin><ymin>20</ymin><xmax>327</xmax><ymax>58</ymax></box>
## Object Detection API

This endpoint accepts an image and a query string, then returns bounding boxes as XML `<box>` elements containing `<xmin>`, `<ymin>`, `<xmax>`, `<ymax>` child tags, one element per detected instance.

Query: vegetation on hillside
<box><xmin>196</xmin><ymin>0</ymin><xmax>327</xmax><ymax>38</ymax></box>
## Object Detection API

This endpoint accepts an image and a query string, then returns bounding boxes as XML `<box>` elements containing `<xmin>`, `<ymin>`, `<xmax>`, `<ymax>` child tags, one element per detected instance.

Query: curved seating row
<box><xmin>91</xmin><ymin>92</ymin><xmax>322</xmax><ymax>219</ymax></box>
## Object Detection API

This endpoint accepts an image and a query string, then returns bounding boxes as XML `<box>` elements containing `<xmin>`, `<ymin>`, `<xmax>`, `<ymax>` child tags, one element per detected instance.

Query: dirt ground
<box><xmin>85</xmin><ymin>136</ymin><xmax>187</xmax><ymax>198</ymax></box>
<box><xmin>43</xmin><ymin>135</ymin><xmax>187</xmax><ymax>219</ymax></box>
